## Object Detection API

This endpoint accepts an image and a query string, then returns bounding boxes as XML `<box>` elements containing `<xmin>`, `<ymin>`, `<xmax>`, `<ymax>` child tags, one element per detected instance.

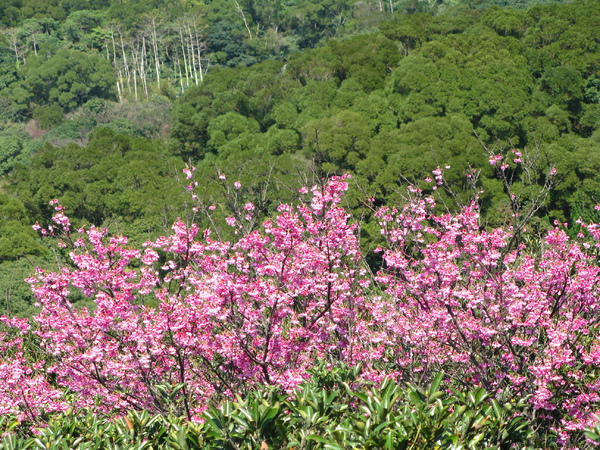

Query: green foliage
<box><xmin>7</xmin><ymin>128</ymin><xmax>186</xmax><ymax>243</ymax></box>
<box><xmin>0</xmin><ymin>364</ymin><xmax>542</xmax><ymax>448</ymax></box>
<box><xmin>0</xmin><ymin>257</ymin><xmax>49</xmax><ymax>318</ymax></box>
<box><xmin>60</xmin><ymin>9</ymin><xmax>106</xmax><ymax>46</ymax></box>
<box><xmin>1</xmin><ymin>82</ymin><xmax>33</xmax><ymax>119</ymax></box>
<box><xmin>0</xmin><ymin>193</ymin><xmax>44</xmax><ymax>259</ymax></box>
<box><xmin>0</xmin><ymin>47</ymin><xmax>18</xmax><ymax>92</ymax></box>
<box><xmin>283</xmin><ymin>0</ymin><xmax>355</xmax><ymax>48</ymax></box>
<box><xmin>380</xmin><ymin>12</ymin><xmax>434</xmax><ymax>54</ymax></box>
<box><xmin>0</xmin><ymin>191</ymin><xmax>48</xmax><ymax>318</ymax></box>
<box><xmin>167</xmin><ymin>0</ymin><xmax>600</xmax><ymax>233</ymax></box>
<box><xmin>203</xmin><ymin>388</ymin><xmax>287</xmax><ymax>448</ymax></box>
<box><xmin>208</xmin><ymin>20</ymin><xmax>258</xmax><ymax>67</ymax></box>
<box><xmin>481</xmin><ymin>6</ymin><xmax>527</xmax><ymax>37</ymax></box>
<box><xmin>0</xmin><ymin>123</ymin><xmax>33</xmax><ymax>175</ymax></box>
<box><xmin>0</xmin><ymin>409</ymin><xmax>205</xmax><ymax>449</ymax></box>
<box><xmin>20</xmin><ymin>48</ymin><xmax>115</xmax><ymax>112</ymax></box>
<box><xmin>32</xmin><ymin>104</ymin><xmax>63</xmax><ymax>130</ymax></box>
<box><xmin>302</xmin><ymin>109</ymin><xmax>371</xmax><ymax>171</ymax></box>
<box><xmin>0</xmin><ymin>0</ymin><xmax>66</xmax><ymax>27</ymax></box>
<box><xmin>170</xmin><ymin>59</ymin><xmax>285</xmax><ymax>159</ymax></box>
<box><xmin>281</xmin><ymin>368</ymin><xmax>534</xmax><ymax>449</ymax></box>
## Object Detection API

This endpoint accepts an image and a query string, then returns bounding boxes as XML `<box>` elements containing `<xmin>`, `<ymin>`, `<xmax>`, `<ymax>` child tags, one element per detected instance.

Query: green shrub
<box><xmin>0</xmin><ymin>365</ymin><xmax>538</xmax><ymax>449</ymax></box>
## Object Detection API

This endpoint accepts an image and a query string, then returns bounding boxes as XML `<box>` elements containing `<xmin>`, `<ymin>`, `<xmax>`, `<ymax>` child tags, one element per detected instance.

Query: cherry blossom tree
<box><xmin>2</xmin><ymin>169</ymin><xmax>600</xmax><ymax>446</ymax></box>
<box><xmin>17</xmin><ymin>176</ymin><xmax>368</xmax><ymax>421</ymax></box>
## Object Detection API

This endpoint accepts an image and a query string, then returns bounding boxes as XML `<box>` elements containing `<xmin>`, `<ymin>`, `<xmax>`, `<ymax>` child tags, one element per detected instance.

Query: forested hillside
<box><xmin>1</xmin><ymin>0</ymin><xmax>599</xmax><ymax>312</ymax></box>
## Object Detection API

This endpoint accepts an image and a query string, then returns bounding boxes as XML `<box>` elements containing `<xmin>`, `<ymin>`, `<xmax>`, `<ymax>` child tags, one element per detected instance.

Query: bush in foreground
<box><xmin>1</xmin><ymin>366</ymin><xmax>532</xmax><ymax>449</ymax></box>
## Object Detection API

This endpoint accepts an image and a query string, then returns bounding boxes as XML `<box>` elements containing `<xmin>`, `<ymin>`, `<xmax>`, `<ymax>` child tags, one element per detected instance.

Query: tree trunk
<box><xmin>186</xmin><ymin>23</ymin><xmax>198</xmax><ymax>85</ymax></box>
<box><xmin>235</xmin><ymin>0</ymin><xmax>253</xmax><ymax>40</ymax></box>
<box><xmin>119</xmin><ymin>32</ymin><xmax>132</xmax><ymax>95</ymax></box>
<box><xmin>141</xmin><ymin>35</ymin><xmax>149</xmax><ymax>98</ymax></box>
<box><xmin>178</xmin><ymin>28</ymin><xmax>190</xmax><ymax>88</ymax></box>
<box><xmin>192</xmin><ymin>22</ymin><xmax>205</xmax><ymax>82</ymax></box>
<box><xmin>110</xmin><ymin>31</ymin><xmax>124</xmax><ymax>102</ymax></box>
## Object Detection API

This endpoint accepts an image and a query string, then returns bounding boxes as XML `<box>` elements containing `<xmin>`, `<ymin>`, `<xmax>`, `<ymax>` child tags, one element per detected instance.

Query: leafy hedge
<box><xmin>0</xmin><ymin>366</ymin><xmax>537</xmax><ymax>449</ymax></box>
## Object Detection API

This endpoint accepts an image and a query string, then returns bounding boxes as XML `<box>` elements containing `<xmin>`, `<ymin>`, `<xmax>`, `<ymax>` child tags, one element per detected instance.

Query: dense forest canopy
<box><xmin>1</xmin><ymin>0</ymin><xmax>600</xmax><ymax>317</ymax></box>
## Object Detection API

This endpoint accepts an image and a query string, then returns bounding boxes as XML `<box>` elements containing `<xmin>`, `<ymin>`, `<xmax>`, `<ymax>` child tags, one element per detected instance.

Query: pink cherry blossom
<box><xmin>2</xmin><ymin>175</ymin><xmax>600</xmax><ymax>446</ymax></box>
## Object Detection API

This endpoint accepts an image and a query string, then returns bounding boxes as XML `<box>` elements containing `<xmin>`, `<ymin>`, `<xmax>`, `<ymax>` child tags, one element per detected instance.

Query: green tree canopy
<box><xmin>20</xmin><ymin>48</ymin><xmax>115</xmax><ymax>112</ymax></box>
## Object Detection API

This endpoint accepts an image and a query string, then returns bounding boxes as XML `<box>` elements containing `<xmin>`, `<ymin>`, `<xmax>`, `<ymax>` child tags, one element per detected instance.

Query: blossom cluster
<box><xmin>1</xmin><ymin>175</ymin><xmax>600</xmax><ymax>446</ymax></box>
